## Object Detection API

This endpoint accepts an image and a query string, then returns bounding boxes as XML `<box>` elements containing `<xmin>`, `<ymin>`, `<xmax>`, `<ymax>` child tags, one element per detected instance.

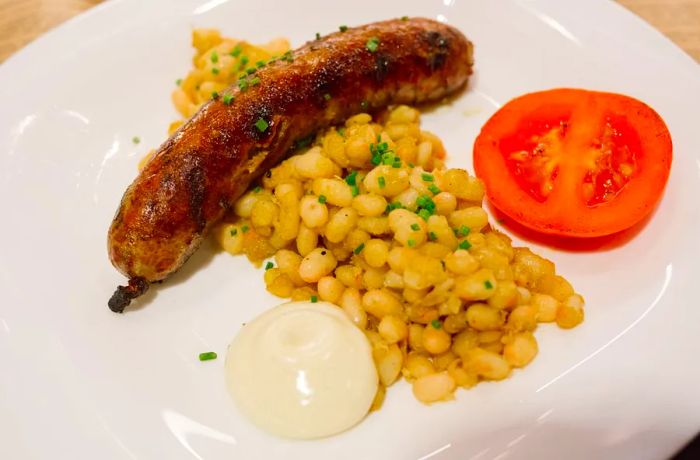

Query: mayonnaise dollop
<box><xmin>225</xmin><ymin>301</ymin><xmax>378</xmax><ymax>439</ymax></box>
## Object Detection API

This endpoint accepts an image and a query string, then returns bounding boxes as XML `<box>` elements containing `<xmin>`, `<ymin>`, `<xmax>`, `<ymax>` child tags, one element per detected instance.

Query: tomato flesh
<box><xmin>473</xmin><ymin>89</ymin><xmax>672</xmax><ymax>237</ymax></box>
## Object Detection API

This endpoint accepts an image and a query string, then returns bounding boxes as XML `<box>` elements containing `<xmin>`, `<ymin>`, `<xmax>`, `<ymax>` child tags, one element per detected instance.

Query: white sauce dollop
<box><xmin>225</xmin><ymin>301</ymin><xmax>378</xmax><ymax>439</ymax></box>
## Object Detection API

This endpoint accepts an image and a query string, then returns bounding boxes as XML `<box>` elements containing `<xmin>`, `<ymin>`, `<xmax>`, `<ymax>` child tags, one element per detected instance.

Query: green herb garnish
<box><xmin>294</xmin><ymin>134</ymin><xmax>314</xmax><ymax>149</ymax></box>
<box><xmin>339</xmin><ymin>25</ymin><xmax>348</xmax><ymax>32</ymax></box>
<box><xmin>407</xmin><ymin>239</ymin><xmax>416</xmax><ymax>247</ymax></box>
<box><xmin>254</xmin><ymin>118</ymin><xmax>269</xmax><ymax>132</ymax></box>
<box><xmin>265</xmin><ymin>261</ymin><xmax>274</xmax><ymax>270</ymax></box>
<box><xmin>311</xmin><ymin>295</ymin><xmax>318</xmax><ymax>303</ymax></box>
<box><xmin>385</xmin><ymin>202</ymin><xmax>403</xmax><ymax>213</ymax></box>
<box><xmin>318</xmin><ymin>195</ymin><xmax>327</xmax><ymax>204</ymax></box>
<box><xmin>222</xmin><ymin>94</ymin><xmax>234</xmax><ymax>105</ymax></box>
<box><xmin>428</xmin><ymin>184</ymin><xmax>441</xmax><ymax>195</ymax></box>
<box><xmin>430</xmin><ymin>319</ymin><xmax>441</xmax><ymax>329</ymax></box>
<box><xmin>229</xmin><ymin>44</ymin><xmax>242</xmax><ymax>57</ymax></box>
<box><xmin>366</xmin><ymin>37</ymin><xmax>380</xmax><ymax>52</ymax></box>
<box><xmin>241</xmin><ymin>225</ymin><xmax>250</xmax><ymax>233</ymax></box>
<box><xmin>199</xmin><ymin>352</ymin><xmax>217</xmax><ymax>361</ymax></box>
<box><xmin>378</xmin><ymin>176</ymin><xmax>386</xmax><ymax>188</ymax></box>
<box><xmin>458</xmin><ymin>240</ymin><xmax>471</xmax><ymax>250</ymax></box>
<box><xmin>410</xmin><ymin>223</ymin><xmax>420</xmax><ymax>231</ymax></box>
<box><xmin>345</xmin><ymin>170</ymin><xmax>358</xmax><ymax>185</ymax></box>
<box><xmin>484</xmin><ymin>280</ymin><xmax>493</xmax><ymax>289</ymax></box>
<box><xmin>421</xmin><ymin>172</ymin><xmax>434</xmax><ymax>182</ymax></box>
<box><xmin>210</xmin><ymin>51</ymin><xmax>219</xmax><ymax>64</ymax></box>
<box><xmin>132</xmin><ymin>136</ymin><xmax>140</xmax><ymax>144</ymax></box>
<box><xmin>353</xmin><ymin>243</ymin><xmax>365</xmax><ymax>255</ymax></box>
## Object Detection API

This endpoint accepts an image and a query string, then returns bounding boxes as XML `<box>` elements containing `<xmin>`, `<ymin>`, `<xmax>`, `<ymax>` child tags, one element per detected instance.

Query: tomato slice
<box><xmin>473</xmin><ymin>89</ymin><xmax>672</xmax><ymax>237</ymax></box>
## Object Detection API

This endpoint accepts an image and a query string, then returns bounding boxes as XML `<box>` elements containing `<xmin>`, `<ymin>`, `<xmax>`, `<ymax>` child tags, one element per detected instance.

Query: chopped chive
<box><xmin>366</xmin><ymin>37</ymin><xmax>380</xmax><ymax>53</ymax></box>
<box><xmin>421</xmin><ymin>172</ymin><xmax>435</xmax><ymax>182</ymax></box>
<box><xmin>294</xmin><ymin>134</ymin><xmax>314</xmax><ymax>149</ymax></box>
<box><xmin>484</xmin><ymin>280</ymin><xmax>493</xmax><ymax>289</ymax></box>
<box><xmin>318</xmin><ymin>195</ymin><xmax>327</xmax><ymax>204</ymax></box>
<box><xmin>241</xmin><ymin>225</ymin><xmax>250</xmax><ymax>233</ymax></box>
<box><xmin>199</xmin><ymin>352</ymin><xmax>217</xmax><ymax>361</ymax></box>
<box><xmin>311</xmin><ymin>295</ymin><xmax>318</xmax><ymax>303</ymax></box>
<box><xmin>410</xmin><ymin>223</ymin><xmax>420</xmax><ymax>231</ymax></box>
<box><xmin>345</xmin><ymin>170</ymin><xmax>358</xmax><ymax>185</ymax></box>
<box><xmin>132</xmin><ymin>136</ymin><xmax>140</xmax><ymax>144</ymax></box>
<box><xmin>237</xmin><ymin>79</ymin><xmax>249</xmax><ymax>91</ymax></box>
<box><xmin>323</xmin><ymin>93</ymin><xmax>331</xmax><ymax>101</ymax></box>
<box><xmin>253</xmin><ymin>186</ymin><xmax>262</xmax><ymax>193</ymax></box>
<box><xmin>210</xmin><ymin>51</ymin><xmax>219</xmax><ymax>64</ymax></box>
<box><xmin>246</xmin><ymin>67</ymin><xmax>256</xmax><ymax>75</ymax></box>
<box><xmin>315</xmin><ymin>32</ymin><xmax>321</xmax><ymax>40</ymax></box>
<box><xmin>265</xmin><ymin>261</ymin><xmax>274</xmax><ymax>270</ymax></box>
<box><xmin>408</xmin><ymin>162</ymin><xmax>415</xmax><ymax>168</ymax></box>
<box><xmin>417</xmin><ymin>208</ymin><xmax>431</xmax><ymax>221</ymax></box>
<box><xmin>222</xmin><ymin>94</ymin><xmax>234</xmax><ymax>105</ymax></box>
<box><xmin>338</xmin><ymin>127</ymin><xmax>346</xmax><ymax>136</ymax></box>
<box><xmin>458</xmin><ymin>240</ymin><xmax>471</xmax><ymax>250</ymax></box>
<box><xmin>256</xmin><ymin>60</ymin><xmax>266</xmax><ymax>68</ymax></box>
<box><xmin>230</xmin><ymin>228</ymin><xmax>238</xmax><ymax>236</ymax></box>
<box><xmin>458</xmin><ymin>225</ymin><xmax>470</xmax><ymax>237</ymax></box>
<box><xmin>254</xmin><ymin>118</ymin><xmax>269</xmax><ymax>132</ymax></box>
<box><xmin>392</xmin><ymin>158</ymin><xmax>402</xmax><ymax>168</ymax></box>
<box><xmin>211</xmin><ymin>67</ymin><xmax>220</xmax><ymax>75</ymax></box>
<box><xmin>407</xmin><ymin>239</ymin><xmax>416</xmax><ymax>247</ymax></box>
<box><xmin>428</xmin><ymin>184</ymin><xmax>441</xmax><ymax>195</ymax></box>
<box><xmin>240</xmin><ymin>56</ymin><xmax>249</xmax><ymax>66</ymax></box>
<box><xmin>339</xmin><ymin>25</ymin><xmax>348</xmax><ymax>32</ymax></box>
<box><xmin>430</xmin><ymin>319</ymin><xmax>441</xmax><ymax>329</ymax></box>
<box><xmin>385</xmin><ymin>202</ymin><xmax>403</xmax><ymax>213</ymax></box>
<box><xmin>250</xmin><ymin>76</ymin><xmax>261</xmax><ymax>86</ymax></box>
<box><xmin>378</xmin><ymin>176</ymin><xmax>386</xmax><ymax>188</ymax></box>
<box><xmin>229</xmin><ymin>44</ymin><xmax>242</xmax><ymax>57</ymax></box>
<box><xmin>175</xmin><ymin>78</ymin><xmax>182</xmax><ymax>86</ymax></box>
<box><xmin>428</xmin><ymin>231</ymin><xmax>438</xmax><ymax>241</ymax></box>
<box><xmin>353</xmin><ymin>243</ymin><xmax>365</xmax><ymax>255</ymax></box>
<box><xmin>351</xmin><ymin>185</ymin><xmax>359</xmax><ymax>197</ymax></box>
<box><xmin>211</xmin><ymin>91</ymin><xmax>219</xmax><ymax>99</ymax></box>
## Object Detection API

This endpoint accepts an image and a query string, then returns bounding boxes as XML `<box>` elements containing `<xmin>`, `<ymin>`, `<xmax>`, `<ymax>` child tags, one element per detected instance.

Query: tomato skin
<box><xmin>473</xmin><ymin>88</ymin><xmax>672</xmax><ymax>237</ymax></box>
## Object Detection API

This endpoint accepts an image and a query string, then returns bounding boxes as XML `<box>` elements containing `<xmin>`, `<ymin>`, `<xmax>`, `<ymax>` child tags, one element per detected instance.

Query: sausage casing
<box><xmin>108</xmin><ymin>18</ymin><xmax>474</xmax><ymax>311</ymax></box>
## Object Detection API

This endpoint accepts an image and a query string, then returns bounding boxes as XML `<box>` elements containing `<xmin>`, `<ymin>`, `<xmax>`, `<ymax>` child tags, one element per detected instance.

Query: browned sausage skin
<box><xmin>108</xmin><ymin>17</ymin><xmax>474</xmax><ymax>312</ymax></box>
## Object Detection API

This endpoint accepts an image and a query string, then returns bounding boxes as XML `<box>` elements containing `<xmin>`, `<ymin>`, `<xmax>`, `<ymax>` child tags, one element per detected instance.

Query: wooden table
<box><xmin>0</xmin><ymin>0</ymin><xmax>699</xmax><ymax>63</ymax></box>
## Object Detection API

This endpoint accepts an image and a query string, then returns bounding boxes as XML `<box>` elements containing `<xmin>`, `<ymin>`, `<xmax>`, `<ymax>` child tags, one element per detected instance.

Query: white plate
<box><xmin>1</xmin><ymin>0</ymin><xmax>699</xmax><ymax>458</ymax></box>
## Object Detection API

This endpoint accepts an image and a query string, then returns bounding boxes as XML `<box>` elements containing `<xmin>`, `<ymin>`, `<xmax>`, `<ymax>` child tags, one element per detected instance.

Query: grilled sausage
<box><xmin>108</xmin><ymin>17</ymin><xmax>474</xmax><ymax>312</ymax></box>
